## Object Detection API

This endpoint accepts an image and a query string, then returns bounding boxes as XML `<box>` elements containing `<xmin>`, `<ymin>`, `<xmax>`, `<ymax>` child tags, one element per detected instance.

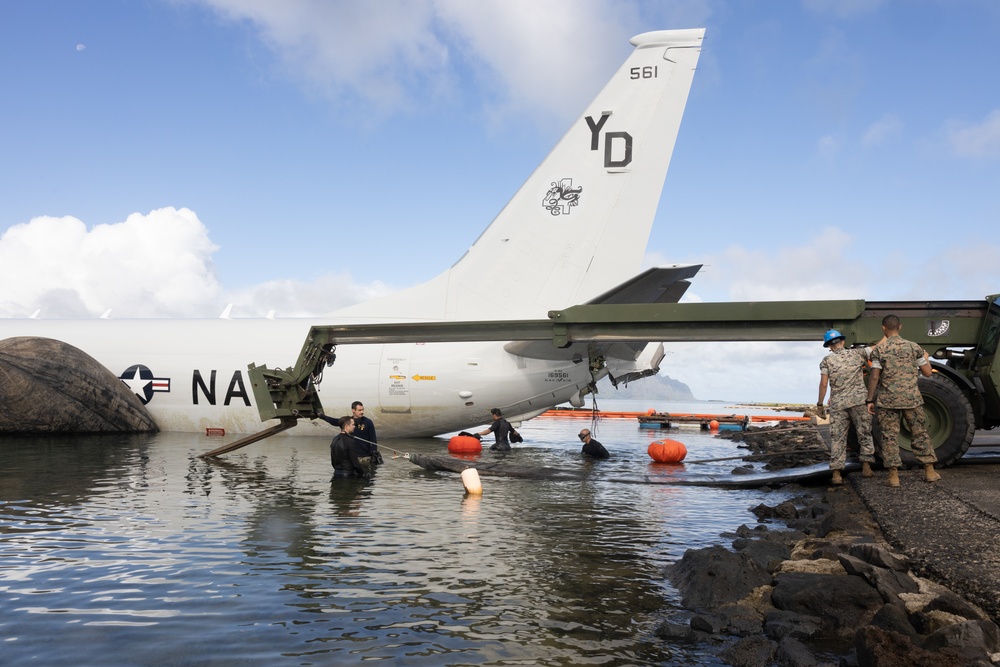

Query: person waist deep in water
<box><xmin>478</xmin><ymin>408</ymin><xmax>514</xmax><ymax>451</ymax></box>
<box><xmin>579</xmin><ymin>428</ymin><xmax>610</xmax><ymax>459</ymax></box>
<box><xmin>328</xmin><ymin>415</ymin><xmax>369</xmax><ymax>478</ymax></box>
<box><xmin>351</xmin><ymin>400</ymin><xmax>383</xmax><ymax>465</ymax></box>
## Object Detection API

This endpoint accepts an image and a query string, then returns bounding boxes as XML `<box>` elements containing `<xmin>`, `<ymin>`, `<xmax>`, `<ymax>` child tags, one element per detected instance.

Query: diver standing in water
<box><xmin>578</xmin><ymin>429</ymin><xmax>610</xmax><ymax>459</ymax></box>
<box><xmin>351</xmin><ymin>401</ymin><xmax>383</xmax><ymax>465</ymax></box>
<box><xmin>329</xmin><ymin>416</ymin><xmax>369</xmax><ymax>478</ymax></box>
<box><xmin>478</xmin><ymin>408</ymin><xmax>515</xmax><ymax>452</ymax></box>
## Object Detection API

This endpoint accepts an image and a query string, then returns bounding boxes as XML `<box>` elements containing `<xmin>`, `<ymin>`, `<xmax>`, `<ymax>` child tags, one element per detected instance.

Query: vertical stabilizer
<box><xmin>337</xmin><ymin>28</ymin><xmax>704</xmax><ymax>322</ymax></box>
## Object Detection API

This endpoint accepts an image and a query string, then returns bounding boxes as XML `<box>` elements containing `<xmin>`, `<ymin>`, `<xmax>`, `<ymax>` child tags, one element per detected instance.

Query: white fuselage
<box><xmin>3</xmin><ymin>318</ymin><xmax>592</xmax><ymax>437</ymax></box>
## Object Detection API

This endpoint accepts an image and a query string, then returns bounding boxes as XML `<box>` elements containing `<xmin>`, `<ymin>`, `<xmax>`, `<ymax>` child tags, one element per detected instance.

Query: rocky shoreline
<box><xmin>716</xmin><ymin>421</ymin><xmax>829</xmax><ymax>472</ymax></box>
<box><xmin>656</xmin><ymin>426</ymin><xmax>1000</xmax><ymax>666</ymax></box>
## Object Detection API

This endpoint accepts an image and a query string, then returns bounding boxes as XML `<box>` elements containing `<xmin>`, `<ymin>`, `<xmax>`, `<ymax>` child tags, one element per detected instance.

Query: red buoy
<box><xmin>648</xmin><ymin>439</ymin><xmax>687</xmax><ymax>463</ymax></box>
<box><xmin>709</xmin><ymin>419</ymin><xmax>719</xmax><ymax>430</ymax></box>
<box><xmin>448</xmin><ymin>435</ymin><xmax>482</xmax><ymax>454</ymax></box>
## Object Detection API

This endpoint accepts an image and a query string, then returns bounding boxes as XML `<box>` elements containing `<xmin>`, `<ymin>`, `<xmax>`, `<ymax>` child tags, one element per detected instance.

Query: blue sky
<box><xmin>1</xmin><ymin>0</ymin><xmax>999</xmax><ymax>401</ymax></box>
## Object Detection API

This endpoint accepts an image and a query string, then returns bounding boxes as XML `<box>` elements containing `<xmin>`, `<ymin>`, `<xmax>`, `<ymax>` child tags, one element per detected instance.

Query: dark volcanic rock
<box><xmin>690</xmin><ymin>612</ymin><xmax>726</xmax><ymax>634</ymax></box>
<box><xmin>770</xmin><ymin>572</ymin><xmax>884</xmax><ymax>640</ymax></box>
<box><xmin>869</xmin><ymin>603</ymin><xmax>922</xmax><ymax>645</ymax></box>
<box><xmin>732</xmin><ymin>536</ymin><xmax>791</xmax><ymax>572</ymax></box>
<box><xmin>667</xmin><ymin>544</ymin><xmax>771</xmax><ymax>609</ymax></box>
<box><xmin>922</xmin><ymin>619</ymin><xmax>1000</xmax><ymax>657</ymax></box>
<box><xmin>653</xmin><ymin>620</ymin><xmax>698</xmax><ymax>642</ymax></box>
<box><xmin>775</xmin><ymin>636</ymin><xmax>820</xmax><ymax>667</ymax></box>
<box><xmin>922</xmin><ymin>588</ymin><xmax>993</xmax><ymax>623</ymax></box>
<box><xmin>718</xmin><ymin>421</ymin><xmax>829</xmax><ymax>471</ymax></box>
<box><xmin>854</xmin><ymin>626</ymin><xmax>967</xmax><ymax>667</ymax></box>
<box><xmin>848</xmin><ymin>543</ymin><xmax>909</xmax><ymax>572</ymax></box>
<box><xmin>762</xmin><ymin>609</ymin><xmax>823</xmax><ymax>640</ymax></box>
<box><xmin>715</xmin><ymin>600</ymin><xmax>770</xmax><ymax>637</ymax></box>
<box><xmin>838</xmin><ymin>554</ymin><xmax>919</xmax><ymax>604</ymax></box>
<box><xmin>718</xmin><ymin>635</ymin><xmax>777</xmax><ymax>667</ymax></box>
<box><xmin>0</xmin><ymin>336</ymin><xmax>157</xmax><ymax>433</ymax></box>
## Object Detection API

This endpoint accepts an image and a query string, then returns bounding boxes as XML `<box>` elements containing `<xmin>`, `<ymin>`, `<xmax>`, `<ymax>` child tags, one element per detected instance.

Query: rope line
<box><xmin>353</xmin><ymin>435</ymin><xmax>410</xmax><ymax>459</ymax></box>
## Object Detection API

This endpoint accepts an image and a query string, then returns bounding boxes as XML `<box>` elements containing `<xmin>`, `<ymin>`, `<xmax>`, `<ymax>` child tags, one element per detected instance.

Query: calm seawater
<box><xmin>0</xmin><ymin>401</ymin><xmax>797</xmax><ymax>666</ymax></box>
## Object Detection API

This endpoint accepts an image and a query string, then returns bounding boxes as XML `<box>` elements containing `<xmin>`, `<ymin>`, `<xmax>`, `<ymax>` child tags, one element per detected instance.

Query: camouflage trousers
<box><xmin>877</xmin><ymin>406</ymin><xmax>937</xmax><ymax>469</ymax></box>
<box><xmin>829</xmin><ymin>403</ymin><xmax>875</xmax><ymax>470</ymax></box>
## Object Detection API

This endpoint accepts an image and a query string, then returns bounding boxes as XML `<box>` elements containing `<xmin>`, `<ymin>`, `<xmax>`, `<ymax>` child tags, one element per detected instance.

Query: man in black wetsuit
<box><xmin>478</xmin><ymin>408</ymin><xmax>514</xmax><ymax>452</ymax></box>
<box><xmin>578</xmin><ymin>429</ymin><xmax>610</xmax><ymax>459</ymax></box>
<box><xmin>351</xmin><ymin>401</ymin><xmax>383</xmax><ymax>465</ymax></box>
<box><xmin>328</xmin><ymin>416</ymin><xmax>369</xmax><ymax>478</ymax></box>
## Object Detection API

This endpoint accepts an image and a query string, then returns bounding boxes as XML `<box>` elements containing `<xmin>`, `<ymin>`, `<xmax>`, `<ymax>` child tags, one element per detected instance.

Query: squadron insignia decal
<box><xmin>120</xmin><ymin>364</ymin><xmax>171</xmax><ymax>404</ymax></box>
<box><xmin>542</xmin><ymin>178</ymin><xmax>583</xmax><ymax>216</ymax></box>
<box><xmin>927</xmin><ymin>320</ymin><xmax>951</xmax><ymax>337</ymax></box>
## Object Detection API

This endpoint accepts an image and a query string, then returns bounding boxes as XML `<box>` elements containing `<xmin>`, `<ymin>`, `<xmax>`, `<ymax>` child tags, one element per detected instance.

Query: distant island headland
<box><xmin>596</xmin><ymin>373</ymin><xmax>695</xmax><ymax>401</ymax></box>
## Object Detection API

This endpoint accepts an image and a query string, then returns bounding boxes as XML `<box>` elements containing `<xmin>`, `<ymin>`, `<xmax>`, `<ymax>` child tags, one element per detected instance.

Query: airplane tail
<box><xmin>336</xmin><ymin>29</ymin><xmax>704</xmax><ymax>322</ymax></box>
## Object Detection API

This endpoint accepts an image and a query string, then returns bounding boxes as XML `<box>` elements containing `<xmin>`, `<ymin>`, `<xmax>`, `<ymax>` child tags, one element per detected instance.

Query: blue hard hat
<box><xmin>823</xmin><ymin>329</ymin><xmax>845</xmax><ymax>347</ymax></box>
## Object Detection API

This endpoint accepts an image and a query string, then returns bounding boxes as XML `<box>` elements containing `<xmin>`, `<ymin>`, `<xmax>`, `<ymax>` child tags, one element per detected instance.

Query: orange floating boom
<box><xmin>539</xmin><ymin>408</ymin><xmax>811</xmax><ymax>423</ymax></box>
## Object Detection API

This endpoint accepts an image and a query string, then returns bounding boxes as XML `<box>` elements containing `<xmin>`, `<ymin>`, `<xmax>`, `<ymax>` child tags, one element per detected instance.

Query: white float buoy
<box><xmin>461</xmin><ymin>468</ymin><xmax>483</xmax><ymax>495</ymax></box>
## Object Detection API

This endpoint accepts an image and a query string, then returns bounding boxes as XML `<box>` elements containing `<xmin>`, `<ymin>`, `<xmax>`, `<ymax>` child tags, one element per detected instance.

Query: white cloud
<box><xmin>946</xmin><ymin>109</ymin><xmax>1000</xmax><ymax>159</ymax></box>
<box><xmin>664</xmin><ymin>340</ymin><xmax>824</xmax><ymax>402</ymax></box>
<box><xmin>192</xmin><ymin>0</ymin><xmax>711</xmax><ymax>126</ymax></box>
<box><xmin>861</xmin><ymin>113</ymin><xmax>902</xmax><ymax>147</ymax></box>
<box><xmin>653</xmin><ymin>227</ymin><xmax>873</xmax><ymax>303</ymax></box>
<box><xmin>226</xmin><ymin>274</ymin><xmax>394</xmax><ymax>318</ymax></box>
<box><xmin>888</xmin><ymin>242</ymin><xmax>1000</xmax><ymax>301</ymax></box>
<box><xmin>0</xmin><ymin>208</ymin><xmax>221</xmax><ymax>317</ymax></box>
<box><xmin>650</xmin><ymin>225</ymin><xmax>1000</xmax><ymax>307</ymax></box>
<box><xmin>656</xmin><ymin>227</ymin><xmax>1000</xmax><ymax>306</ymax></box>
<box><xmin>198</xmin><ymin>0</ymin><xmax>449</xmax><ymax>113</ymax></box>
<box><xmin>0</xmin><ymin>207</ymin><xmax>394</xmax><ymax>319</ymax></box>
<box><xmin>434</xmin><ymin>0</ymin><xmax>634</xmax><ymax>125</ymax></box>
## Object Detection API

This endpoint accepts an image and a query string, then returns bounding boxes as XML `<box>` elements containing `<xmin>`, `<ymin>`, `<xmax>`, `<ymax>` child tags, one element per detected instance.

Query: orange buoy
<box><xmin>648</xmin><ymin>439</ymin><xmax>687</xmax><ymax>463</ymax></box>
<box><xmin>448</xmin><ymin>435</ymin><xmax>482</xmax><ymax>454</ymax></box>
<box><xmin>709</xmin><ymin>419</ymin><xmax>719</xmax><ymax>430</ymax></box>
<box><xmin>646</xmin><ymin>408</ymin><xmax>656</xmax><ymax>415</ymax></box>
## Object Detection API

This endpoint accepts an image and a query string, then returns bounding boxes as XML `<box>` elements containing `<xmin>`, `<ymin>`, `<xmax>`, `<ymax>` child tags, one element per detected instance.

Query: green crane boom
<box><xmin>211</xmin><ymin>295</ymin><xmax>1000</xmax><ymax>464</ymax></box>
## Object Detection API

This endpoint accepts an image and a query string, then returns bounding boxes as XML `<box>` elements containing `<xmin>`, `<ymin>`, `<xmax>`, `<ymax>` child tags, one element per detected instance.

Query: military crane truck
<box><xmin>213</xmin><ymin>294</ymin><xmax>1000</xmax><ymax>467</ymax></box>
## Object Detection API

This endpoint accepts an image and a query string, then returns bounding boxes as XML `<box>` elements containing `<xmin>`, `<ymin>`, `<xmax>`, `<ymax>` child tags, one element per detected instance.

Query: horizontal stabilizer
<box><xmin>504</xmin><ymin>265</ymin><xmax>701</xmax><ymax>361</ymax></box>
<box><xmin>585</xmin><ymin>264</ymin><xmax>701</xmax><ymax>305</ymax></box>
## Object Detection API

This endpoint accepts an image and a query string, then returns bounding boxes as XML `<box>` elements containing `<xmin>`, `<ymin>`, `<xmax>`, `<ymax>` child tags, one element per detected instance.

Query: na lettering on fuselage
<box><xmin>120</xmin><ymin>366</ymin><xmax>251</xmax><ymax>408</ymax></box>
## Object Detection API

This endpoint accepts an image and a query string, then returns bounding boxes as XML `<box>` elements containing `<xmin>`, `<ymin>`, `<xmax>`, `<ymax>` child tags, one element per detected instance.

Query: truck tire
<box><xmin>872</xmin><ymin>373</ymin><xmax>975</xmax><ymax>467</ymax></box>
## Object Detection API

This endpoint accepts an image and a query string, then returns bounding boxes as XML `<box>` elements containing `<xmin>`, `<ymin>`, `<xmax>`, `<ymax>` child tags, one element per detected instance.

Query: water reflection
<box><xmin>328</xmin><ymin>476</ymin><xmax>372</xmax><ymax>517</ymax></box>
<box><xmin>0</xmin><ymin>410</ymin><xmax>784</xmax><ymax>666</ymax></box>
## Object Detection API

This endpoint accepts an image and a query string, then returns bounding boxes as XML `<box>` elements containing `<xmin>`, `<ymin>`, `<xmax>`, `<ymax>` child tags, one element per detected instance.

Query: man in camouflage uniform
<box><xmin>866</xmin><ymin>314</ymin><xmax>941</xmax><ymax>487</ymax></box>
<box><xmin>817</xmin><ymin>329</ymin><xmax>881</xmax><ymax>485</ymax></box>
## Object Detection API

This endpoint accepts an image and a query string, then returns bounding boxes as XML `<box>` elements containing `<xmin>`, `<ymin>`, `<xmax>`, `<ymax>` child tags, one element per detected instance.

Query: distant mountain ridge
<box><xmin>595</xmin><ymin>373</ymin><xmax>695</xmax><ymax>401</ymax></box>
